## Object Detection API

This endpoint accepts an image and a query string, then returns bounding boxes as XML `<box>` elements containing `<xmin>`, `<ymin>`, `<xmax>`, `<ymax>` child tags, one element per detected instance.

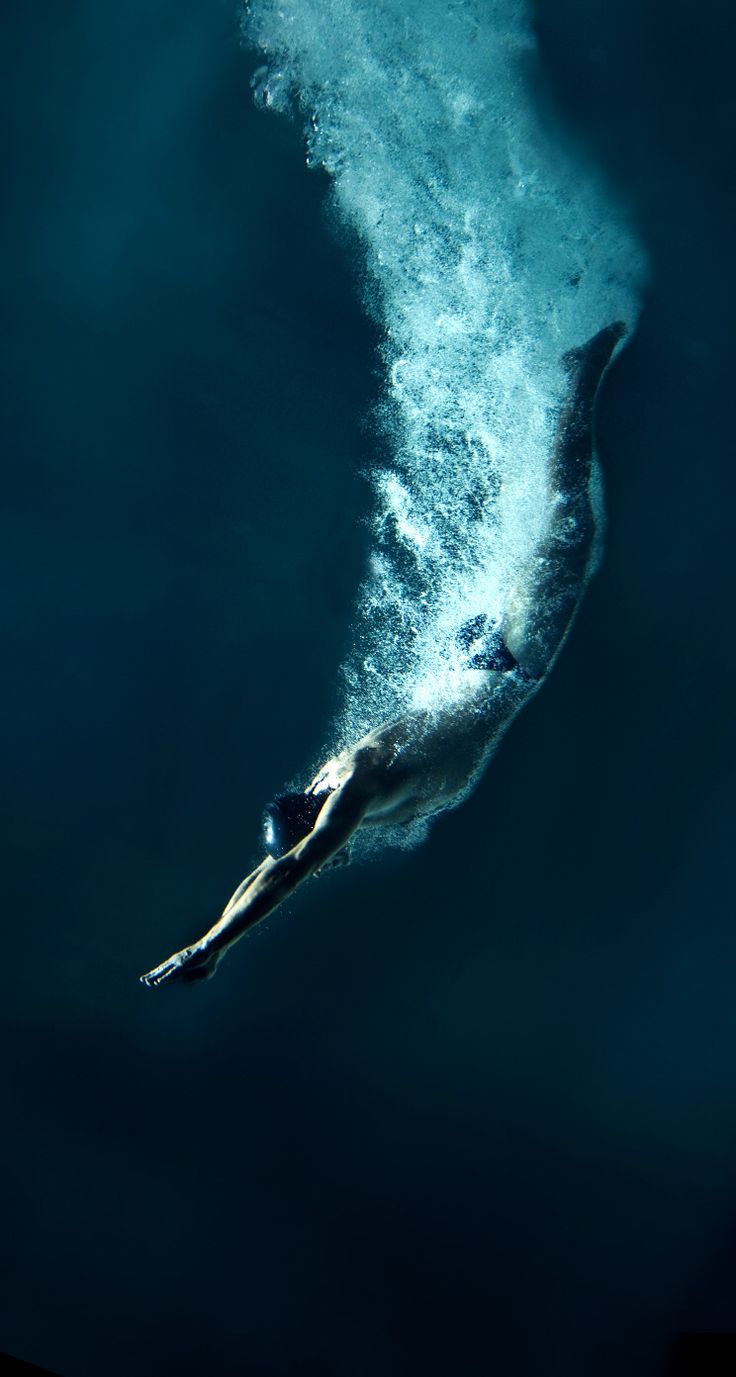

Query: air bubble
<box><xmin>244</xmin><ymin>0</ymin><xmax>645</xmax><ymax>762</ymax></box>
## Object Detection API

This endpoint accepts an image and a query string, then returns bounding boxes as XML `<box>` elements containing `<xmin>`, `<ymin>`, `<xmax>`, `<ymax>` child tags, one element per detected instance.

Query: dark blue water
<box><xmin>2</xmin><ymin>2</ymin><xmax>735</xmax><ymax>1375</ymax></box>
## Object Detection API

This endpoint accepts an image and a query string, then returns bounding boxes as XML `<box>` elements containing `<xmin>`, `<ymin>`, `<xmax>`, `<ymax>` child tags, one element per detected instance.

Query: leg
<box><xmin>502</xmin><ymin>492</ymin><xmax>594</xmax><ymax>680</ymax></box>
<box><xmin>503</xmin><ymin>322</ymin><xmax>625</xmax><ymax>679</ymax></box>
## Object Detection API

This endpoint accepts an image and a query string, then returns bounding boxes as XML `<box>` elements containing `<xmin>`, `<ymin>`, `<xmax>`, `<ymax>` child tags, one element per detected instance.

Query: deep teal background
<box><xmin>2</xmin><ymin>2</ymin><xmax>735</xmax><ymax>1374</ymax></box>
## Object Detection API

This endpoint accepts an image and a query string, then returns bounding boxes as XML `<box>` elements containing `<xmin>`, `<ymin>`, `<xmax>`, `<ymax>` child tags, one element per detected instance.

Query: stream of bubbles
<box><xmin>244</xmin><ymin>0</ymin><xmax>643</xmax><ymax>761</ymax></box>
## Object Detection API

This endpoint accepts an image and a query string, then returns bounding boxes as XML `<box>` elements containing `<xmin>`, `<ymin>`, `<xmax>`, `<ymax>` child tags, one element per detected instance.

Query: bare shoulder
<box><xmin>341</xmin><ymin>727</ymin><xmax>406</xmax><ymax>790</ymax></box>
<box><xmin>353</xmin><ymin>714</ymin><xmax>424</xmax><ymax>769</ymax></box>
<box><xmin>307</xmin><ymin>679</ymin><xmax>523</xmax><ymax>831</ymax></box>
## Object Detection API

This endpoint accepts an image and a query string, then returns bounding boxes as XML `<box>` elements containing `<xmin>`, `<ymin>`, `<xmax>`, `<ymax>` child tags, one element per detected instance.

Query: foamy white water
<box><xmin>244</xmin><ymin>0</ymin><xmax>644</xmax><ymax>747</ymax></box>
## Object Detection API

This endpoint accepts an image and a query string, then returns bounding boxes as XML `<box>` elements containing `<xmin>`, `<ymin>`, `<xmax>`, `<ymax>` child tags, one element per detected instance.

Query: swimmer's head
<box><xmin>263</xmin><ymin>791</ymin><xmax>326</xmax><ymax>858</ymax></box>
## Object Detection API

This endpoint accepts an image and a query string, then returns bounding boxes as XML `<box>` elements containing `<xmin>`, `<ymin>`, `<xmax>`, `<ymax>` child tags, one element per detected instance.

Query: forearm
<box><xmin>202</xmin><ymin>784</ymin><xmax>369</xmax><ymax>955</ymax></box>
<box><xmin>141</xmin><ymin>765</ymin><xmax>376</xmax><ymax>989</ymax></box>
<box><xmin>220</xmin><ymin>856</ymin><xmax>273</xmax><ymax>918</ymax></box>
<box><xmin>202</xmin><ymin>851</ymin><xmax>305</xmax><ymax>954</ymax></box>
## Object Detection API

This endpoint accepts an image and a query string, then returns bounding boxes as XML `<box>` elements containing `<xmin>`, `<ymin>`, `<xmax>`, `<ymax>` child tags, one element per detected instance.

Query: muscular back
<box><xmin>314</xmin><ymin>666</ymin><xmax>534</xmax><ymax>829</ymax></box>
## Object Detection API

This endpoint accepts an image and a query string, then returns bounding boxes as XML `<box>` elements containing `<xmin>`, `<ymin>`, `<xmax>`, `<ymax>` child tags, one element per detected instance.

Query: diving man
<box><xmin>141</xmin><ymin>321</ymin><xmax>625</xmax><ymax>987</ymax></box>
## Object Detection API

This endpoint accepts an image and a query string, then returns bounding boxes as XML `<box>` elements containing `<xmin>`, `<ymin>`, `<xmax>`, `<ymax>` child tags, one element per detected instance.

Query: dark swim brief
<box><xmin>456</xmin><ymin>613</ymin><xmax>519</xmax><ymax>672</ymax></box>
<box><xmin>456</xmin><ymin>614</ymin><xmax>541</xmax><ymax>683</ymax></box>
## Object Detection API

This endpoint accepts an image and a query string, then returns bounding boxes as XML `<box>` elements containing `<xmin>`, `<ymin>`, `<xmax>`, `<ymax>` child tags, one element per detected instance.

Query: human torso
<box><xmin>311</xmin><ymin>667</ymin><xmax>538</xmax><ymax>829</ymax></box>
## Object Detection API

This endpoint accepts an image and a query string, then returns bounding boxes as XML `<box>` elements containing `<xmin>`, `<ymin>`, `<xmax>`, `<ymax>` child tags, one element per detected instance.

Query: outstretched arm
<box><xmin>140</xmin><ymin>775</ymin><xmax>371</xmax><ymax>987</ymax></box>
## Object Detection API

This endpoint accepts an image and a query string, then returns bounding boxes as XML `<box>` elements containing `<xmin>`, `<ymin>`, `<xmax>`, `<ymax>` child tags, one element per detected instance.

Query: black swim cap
<box><xmin>263</xmin><ymin>791</ymin><xmax>327</xmax><ymax>858</ymax></box>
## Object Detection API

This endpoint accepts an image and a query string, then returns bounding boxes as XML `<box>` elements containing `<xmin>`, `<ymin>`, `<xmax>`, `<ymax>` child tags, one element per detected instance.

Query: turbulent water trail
<box><xmin>243</xmin><ymin>0</ymin><xmax>643</xmax><ymax>751</ymax></box>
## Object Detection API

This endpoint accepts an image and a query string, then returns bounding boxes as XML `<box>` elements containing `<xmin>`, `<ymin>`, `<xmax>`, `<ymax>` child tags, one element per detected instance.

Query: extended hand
<box><xmin>140</xmin><ymin>942</ymin><xmax>220</xmax><ymax>988</ymax></box>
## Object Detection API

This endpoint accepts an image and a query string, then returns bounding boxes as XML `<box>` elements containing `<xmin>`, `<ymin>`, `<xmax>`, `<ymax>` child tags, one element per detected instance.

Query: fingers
<box><xmin>140</xmin><ymin>947</ymin><xmax>203</xmax><ymax>988</ymax></box>
<box><xmin>139</xmin><ymin>956</ymin><xmax>181</xmax><ymax>987</ymax></box>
